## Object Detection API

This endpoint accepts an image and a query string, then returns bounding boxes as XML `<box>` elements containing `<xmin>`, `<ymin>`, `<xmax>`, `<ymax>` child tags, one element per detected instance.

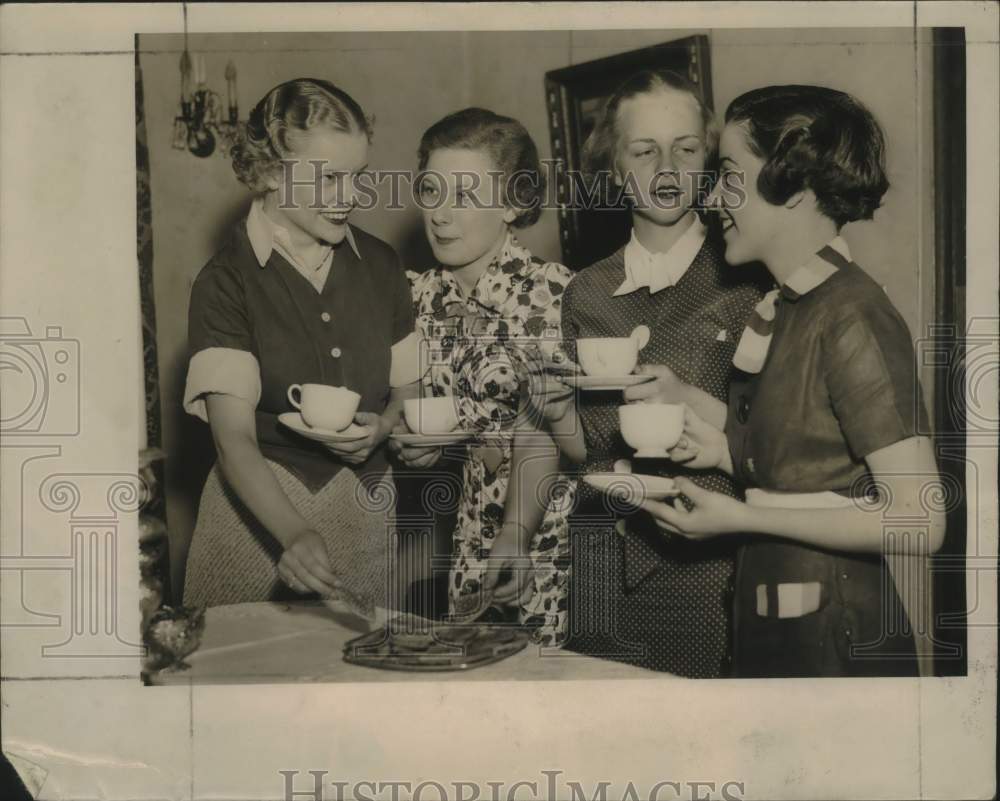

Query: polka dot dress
<box><xmin>562</xmin><ymin>235</ymin><xmax>764</xmax><ymax>677</ymax></box>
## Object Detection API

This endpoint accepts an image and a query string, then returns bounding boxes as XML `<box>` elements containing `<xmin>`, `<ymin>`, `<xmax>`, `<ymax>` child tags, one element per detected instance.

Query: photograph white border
<box><xmin>1</xmin><ymin>3</ymin><xmax>996</xmax><ymax>799</ymax></box>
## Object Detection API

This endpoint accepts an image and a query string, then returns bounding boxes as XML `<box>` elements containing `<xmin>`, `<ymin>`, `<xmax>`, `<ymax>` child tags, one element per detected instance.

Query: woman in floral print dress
<box><xmin>389</xmin><ymin>108</ymin><xmax>575</xmax><ymax>646</ymax></box>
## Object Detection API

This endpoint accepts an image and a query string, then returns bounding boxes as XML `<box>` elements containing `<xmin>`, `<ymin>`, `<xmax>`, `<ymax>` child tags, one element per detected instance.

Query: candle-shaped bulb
<box><xmin>179</xmin><ymin>50</ymin><xmax>192</xmax><ymax>103</ymax></box>
<box><xmin>225</xmin><ymin>60</ymin><xmax>237</xmax><ymax>116</ymax></box>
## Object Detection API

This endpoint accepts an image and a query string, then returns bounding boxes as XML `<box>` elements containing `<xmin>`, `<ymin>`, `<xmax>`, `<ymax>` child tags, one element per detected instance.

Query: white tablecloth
<box><xmin>151</xmin><ymin>601</ymin><xmax>667</xmax><ymax>684</ymax></box>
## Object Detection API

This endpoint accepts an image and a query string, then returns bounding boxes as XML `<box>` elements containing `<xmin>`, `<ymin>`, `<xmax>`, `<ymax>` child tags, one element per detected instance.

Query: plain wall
<box><xmin>139</xmin><ymin>29</ymin><xmax>937</xmax><ymax>596</ymax></box>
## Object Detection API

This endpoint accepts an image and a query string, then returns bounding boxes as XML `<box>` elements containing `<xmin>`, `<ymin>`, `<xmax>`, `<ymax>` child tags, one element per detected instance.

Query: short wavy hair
<box><xmin>417</xmin><ymin>108</ymin><xmax>545</xmax><ymax>228</ymax></box>
<box><xmin>230</xmin><ymin>78</ymin><xmax>373</xmax><ymax>192</ymax></box>
<box><xmin>581</xmin><ymin>69</ymin><xmax>718</xmax><ymax>177</ymax></box>
<box><xmin>725</xmin><ymin>85</ymin><xmax>889</xmax><ymax>227</ymax></box>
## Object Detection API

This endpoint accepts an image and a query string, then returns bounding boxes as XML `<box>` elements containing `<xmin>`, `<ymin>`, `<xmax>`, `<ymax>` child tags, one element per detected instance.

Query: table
<box><xmin>151</xmin><ymin>601</ymin><xmax>666</xmax><ymax>684</ymax></box>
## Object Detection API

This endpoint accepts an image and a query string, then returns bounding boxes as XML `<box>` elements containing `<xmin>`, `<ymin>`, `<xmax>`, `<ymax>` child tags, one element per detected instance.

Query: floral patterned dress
<box><xmin>407</xmin><ymin>233</ymin><xmax>575</xmax><ymax>646</ymax></box>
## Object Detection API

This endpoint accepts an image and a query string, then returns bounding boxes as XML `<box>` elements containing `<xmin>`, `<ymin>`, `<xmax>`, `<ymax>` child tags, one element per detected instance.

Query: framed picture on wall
<box><xmin>544</xmin><ymin>35</ymin><xmax>713</xmax><ymax>269</ymax></box>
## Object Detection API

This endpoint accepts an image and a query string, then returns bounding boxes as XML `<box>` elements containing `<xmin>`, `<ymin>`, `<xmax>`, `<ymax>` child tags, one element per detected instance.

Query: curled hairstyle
<box><xmin>230</xmin><ymin>78</ymin><xmax>373</xmax><ymax>192</ymax></box>
<box><xmin>417</xmin><ymin>108</ymin><xmax>545</xmax><ymax>228</ymax></box>
<box><xmin>582</xmin><ymin>69</ymin><xmax>719</xmax><ymax>176</ymax></box>
<box><xmin>725</xmin><ymin>85</ymin><xmax>889</xmax><ymax>227</ymax></box>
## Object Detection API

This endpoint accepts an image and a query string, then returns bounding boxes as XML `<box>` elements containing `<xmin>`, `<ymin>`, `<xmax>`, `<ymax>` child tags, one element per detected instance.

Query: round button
<box><xmin>321</xmin><ymin>312</ymin><xmax>331</xmax><ymax>323</ymax></box>
<box><xmin>736</xmin><ymin>395</ymin><xmax>751</xmax><ymax>423</ymax></box>
<box><xmin>330</xmin><ymin>347</ymin><xmax>342</xmax><ymax>358</ymax></box>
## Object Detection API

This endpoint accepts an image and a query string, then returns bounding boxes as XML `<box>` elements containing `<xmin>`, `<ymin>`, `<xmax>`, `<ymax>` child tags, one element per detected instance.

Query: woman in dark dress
<box><xmin>182</xmin><ymin>79</ymin><xmax>418</xmax><ymax>613</ymax></box>
<box><xmin>640</xmin><ymin>85</ymin><xmax>945</xmax><ymax>677</ymax></box>
<box><xmin>542</xmin><ymin>70</ymin><xmax>763</xmax><ymax>676</ymax></box>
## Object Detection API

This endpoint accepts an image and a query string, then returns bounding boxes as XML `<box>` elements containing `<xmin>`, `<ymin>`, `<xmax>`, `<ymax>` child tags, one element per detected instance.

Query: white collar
<box><xmin>782</xmin><ymin>235</ymin><xmax>852</xmax><ymax>298</ymax></box>
<box><xmin>615</xmin><ymin>214</ymin><xmax>706</xmax><ymax>297</ymax></box>
<box><xmin>828</xmin><ymin>235</ymin><xmax>851</xmax><ymax>261</ymax></box>
<box><xmin>246</xmin><ymin>196</ymin><xmax>360</xmax><ymax>268</ymax></box>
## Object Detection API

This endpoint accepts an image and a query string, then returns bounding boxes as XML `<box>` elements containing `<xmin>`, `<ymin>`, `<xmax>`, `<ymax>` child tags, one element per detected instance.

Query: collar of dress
<box><xmin>614</xmin><ymin>213</ymin><xmax>707</xmax><ymax>296</ymax></box>
<box><xmin>778</xmin><ymin>235</ymin><xmax>852</xmax><ymax>301</ymax></box>
<box><xmin>730</xmin><ymin>235</ymin><xmax>854</xmax><ymax>374</ymax></box>
<box><xmin>246</xmin><ymin>195</ymin><xmax>360</xmax><ymax>268</ymax></box>
<box><xmin>431</xmin><ymin>232</ymin><xmax>537</xmax><ymax>318</ymax></box>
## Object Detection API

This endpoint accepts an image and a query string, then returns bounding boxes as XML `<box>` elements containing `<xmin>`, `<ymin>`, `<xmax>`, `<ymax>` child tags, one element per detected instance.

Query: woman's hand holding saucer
<box><xmin>640</xmin><ymin>477</ymin><xmax>747</xmax><ymax>539</ymax></box>
<box><xmin>623</xmin><ymin>365</ymin><xmax>730</xmax><ymax>430</ymax></box>
<box><xmin>535</xmin><ymin>374</ymin><xmax>575</xmax><ymax>423</ymax></box>
<box><xmin>667</xmin><ymin>405</ymin><xmax>732</xmax><ymax>472</ymax></box>
<box><xmin>278</xmin><ymin>529</ymin><xmax>343</xmax><ymax>596</ymax></box>
<box><xmin>529</xmin><ymin>355</ymin><xmax>579</xmax><ymax>423</ymax></box>
<box><xmin>622</xmin><ymin>364</ymin><xmax>684</xmax><ymax>404</ymax></box>
<box><xmin>386</xmin><ymin>422</ymin><xmax>443</xmax><ymax>469</ymax></box>
<box><xmin>323</xmin><ymin>411</ymin><xmax>389</xmax><ymax>465</ymax></box>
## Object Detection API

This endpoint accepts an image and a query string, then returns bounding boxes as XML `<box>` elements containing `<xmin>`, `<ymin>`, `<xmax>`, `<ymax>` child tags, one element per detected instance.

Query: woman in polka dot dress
<box><xmin>542</xmin><ymin>71</ymin><xmax>765</xmax><ymax>676</ymax></box>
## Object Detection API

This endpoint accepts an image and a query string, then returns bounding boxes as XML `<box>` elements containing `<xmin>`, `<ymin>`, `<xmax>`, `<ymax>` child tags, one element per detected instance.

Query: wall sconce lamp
<box><xmin>172</xmin><ymin>50</ymin><xmax>242</xmax><ymax>158</ymax></box>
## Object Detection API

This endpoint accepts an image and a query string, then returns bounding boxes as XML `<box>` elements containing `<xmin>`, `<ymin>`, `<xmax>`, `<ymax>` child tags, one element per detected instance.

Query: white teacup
<box><xmin>619</xmin><ymin>403</ymin><xmax>684</xmax><ymax>457</ymax></box>
<box><xmin>577</xmin><ymin>337</ymin><xmax>639</xmax><ymax>377</ymax></box>
<box><xmin>287</xmin><ymin>384</ymin><xmax>360</xmax><ymax>431</ymax></box>
<box><xmin>404</xmin><ymin>396</ymin><xmax>459</xmax><ymax>436</ymax></box>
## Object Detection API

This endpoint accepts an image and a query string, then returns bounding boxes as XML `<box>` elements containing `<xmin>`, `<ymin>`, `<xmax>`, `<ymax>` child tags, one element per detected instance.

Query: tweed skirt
<box><xmin>183</xmin><ymin>460</ymin><xmax>396</xmax><ymax>611</ymax></box>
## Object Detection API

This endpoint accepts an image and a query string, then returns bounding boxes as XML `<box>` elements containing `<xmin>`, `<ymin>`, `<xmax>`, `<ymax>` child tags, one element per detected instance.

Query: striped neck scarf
<box><xmin>732</xmin><ymin>237</ymin><xmax>852</xmax><ymax>374</ymax></box>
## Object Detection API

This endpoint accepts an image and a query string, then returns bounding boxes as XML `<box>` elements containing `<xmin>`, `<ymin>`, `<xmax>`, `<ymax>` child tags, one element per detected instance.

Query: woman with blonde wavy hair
<box><xmin>182</xmin><ymin>78</ymin><xmax>418</xmax><ymax>613</ymax></box>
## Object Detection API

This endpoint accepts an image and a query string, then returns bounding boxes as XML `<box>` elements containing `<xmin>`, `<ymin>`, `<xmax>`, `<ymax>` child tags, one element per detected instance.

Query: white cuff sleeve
<box><xmin>389</xmin><ymin>332</ymin><xmax>423</xmax><ymax>388</ymax></box>
<box><xmin>183</xmin><ymin>347</ymin><xmax>262</xmax><ymax>422</ymax></box>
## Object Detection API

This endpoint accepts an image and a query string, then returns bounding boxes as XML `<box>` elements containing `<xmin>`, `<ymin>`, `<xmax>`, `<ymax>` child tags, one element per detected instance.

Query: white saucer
<box><xmin>632</xmin><ymin>449</ymin><xmax>674</xmax><ymax>459</ymax></box>
<box><xmin>561</xmin><ymin>374</ymin><xmax>655</xmax><ymax>391</ymax></box>
<box><xmin>278</xmin><ymin>413</ymin><xmax>369</xmax><ymax>444</ymax></box>
<box><xmin>583</xmin><ymin>472</ymin><xmax>680</xmax><ymax>502</ymax></box>
<box><xmin>390</xmin><ymin>430</ymin><xmax>473</xmax><ymax>448</ymax></box>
